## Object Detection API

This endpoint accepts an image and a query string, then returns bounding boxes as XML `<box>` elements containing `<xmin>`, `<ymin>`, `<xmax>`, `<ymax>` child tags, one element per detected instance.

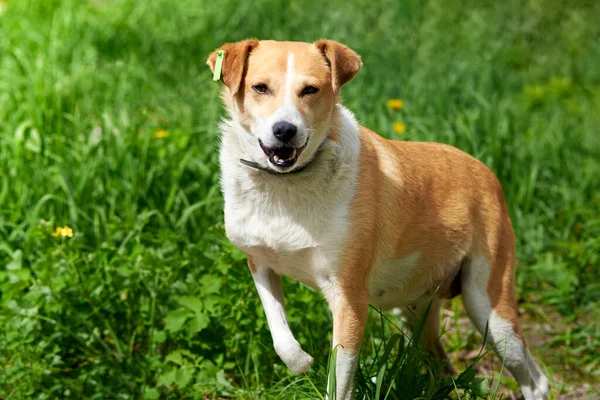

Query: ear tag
<box><xmin>213</xmin><ymin>50</ymin><xmax>225</xmax><ymax>81</ymax></box>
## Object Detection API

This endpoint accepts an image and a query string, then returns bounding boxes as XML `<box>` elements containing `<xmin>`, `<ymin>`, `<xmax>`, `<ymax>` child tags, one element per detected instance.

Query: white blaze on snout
<box><xmin>256</xmin><ymin>52</ymin><xmax>307</xmax><ymax>150</ymax></box>
<box><xmin>273</xmin><ymin>52</ymin><xmax>304</xmax><ymax>137</ymax></box>
<box><xmin>284</xmin><ymin>53</ymin><xmax>296</xmax><ymax>106</ymax></box>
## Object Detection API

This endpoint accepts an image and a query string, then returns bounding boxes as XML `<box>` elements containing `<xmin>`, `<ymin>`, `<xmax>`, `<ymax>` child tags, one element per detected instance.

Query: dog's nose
<box><xmin>272</xmin><ymin>122</ymin><xmax>297</xmax><ymax>142</ymax></box>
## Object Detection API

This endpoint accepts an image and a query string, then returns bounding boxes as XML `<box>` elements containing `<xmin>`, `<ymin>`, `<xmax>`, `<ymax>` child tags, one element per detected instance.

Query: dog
<box><xmin>207</xmin><ymin>39</ymin><xmax>549</xmax><ymax>400</ymax></box>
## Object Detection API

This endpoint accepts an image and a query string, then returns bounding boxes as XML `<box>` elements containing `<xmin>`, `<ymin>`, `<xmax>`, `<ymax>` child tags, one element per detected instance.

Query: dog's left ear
<box><xmin>207</xmin><ymin>39</ymin><xmax>259</xmax><ymax>95</ymax></box>
<box><xmin>315</xmin><ymin>39</ymin><xmax>362</xmax><ymax>94</ymax></box>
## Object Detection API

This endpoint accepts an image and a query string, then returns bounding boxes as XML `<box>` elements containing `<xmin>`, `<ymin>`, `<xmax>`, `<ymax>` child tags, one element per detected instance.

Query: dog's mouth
<box><xmin>259</xmin><ymin>139</ymin><xmax>308</xmax><ymax>168</ymax></box>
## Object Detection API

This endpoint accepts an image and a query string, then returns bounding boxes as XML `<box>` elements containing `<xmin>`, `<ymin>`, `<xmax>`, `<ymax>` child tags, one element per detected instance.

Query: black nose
<box><xmin>272</xmin><ymin>122</ymin><xmax>297</xmax><ymax>142</ymax></box>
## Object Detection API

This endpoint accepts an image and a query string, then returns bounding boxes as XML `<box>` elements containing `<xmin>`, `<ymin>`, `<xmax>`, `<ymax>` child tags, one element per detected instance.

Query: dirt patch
<box><xmin>439</xmin><ymin>301</ymin><xmax>600</xmax><ymax>399</ymax></box>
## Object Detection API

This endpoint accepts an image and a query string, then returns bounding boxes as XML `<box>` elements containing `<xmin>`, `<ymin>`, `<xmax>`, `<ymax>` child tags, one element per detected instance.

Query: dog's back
<box><xmin>351</xmin><ymin>127</ymin><xmax>513</xmax><ymax>308</ymax></box>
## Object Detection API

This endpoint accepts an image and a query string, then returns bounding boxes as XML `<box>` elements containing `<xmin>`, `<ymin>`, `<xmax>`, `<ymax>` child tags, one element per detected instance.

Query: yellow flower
<box><xmin>53</xmin><ymin>226</ymin><xmax>74</xmax><ymax>238</ymax></box>
<box><xmin>387</xmin><ymin>98</ymin><xmax>404</xmax><ymax>111</ymax></box>
<box><xmin>155</xmin><ymin>130</ymin><xmax>168</xmax><ymax>139</ymax></box>
<box><xmin>392</xmin><ymin>122</ymin><xmax>406</xmax><ymax>134</ymax></box>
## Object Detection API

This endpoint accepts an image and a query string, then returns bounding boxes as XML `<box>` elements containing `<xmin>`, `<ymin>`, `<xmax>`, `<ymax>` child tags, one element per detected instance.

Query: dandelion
<box><xmin>392</xmin><ymin>122</ymin><xmax>406</xmax><ymax>134</ymax></box>
<box><xmin>387</xmin><ymin>98</ymin><xmax>404</xmax><ymax>111</ymax></box>
<box><xmin>53</xmin><ymin>226</ymin><xmax>74</xmax><ymax>238</ymax></box>
<box><xmin>155</xmin><ymin>130</ymin><xmax>168</xmax><ymax>139</ymax></box>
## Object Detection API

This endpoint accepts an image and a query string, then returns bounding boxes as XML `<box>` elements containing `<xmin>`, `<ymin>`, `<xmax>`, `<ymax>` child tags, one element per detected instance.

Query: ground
<box><xmin>440</xmin><ymin>301</ymin><xmax>600</xmax><ymax>400</ymax></box>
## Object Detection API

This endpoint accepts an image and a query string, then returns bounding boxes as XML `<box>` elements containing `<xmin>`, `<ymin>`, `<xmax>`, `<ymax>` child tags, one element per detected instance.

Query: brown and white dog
<box><xmin>207</xmin><ymin>39</ymin><xmax>549</xmax><ymax>400</ymax></box>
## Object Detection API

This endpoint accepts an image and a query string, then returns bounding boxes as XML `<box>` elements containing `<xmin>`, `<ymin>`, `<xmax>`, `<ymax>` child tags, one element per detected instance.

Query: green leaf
<box><xmin>143</xmin><ymin>388</ymin><xmax>160</xmax><ymax>400</ymax></box>
<box><xmin>375</xmin><ymin>333</ymin><xmax>402</xmax><ymax>399</ymax></box>
<box><xmin>457</xmin><ymin>367</ymin><xmax>476</xmax><ymax>384</ymax></box>
<box><xmin>470</xmin><ymin>378</ymin><xmax>491</xmax><ymax>397</ymax></box>
<box><xmin>166</xmin><ymin>350</ymin><xmax>184</xmax><ymax>366</ymax></box>
<box><xmin>152</xmin><ymin>330</ymin><xmax>166</xmax><ymax>344</ymax></box>
<box><xmin>25</xmin><ymin>128</ymin><xmax>42</xmax><ymax>153</ymax></box>
<box><xmin>7</xmin><ymin>250</ymin><xmax>23</xmax><ymax>270</ymax></box>
<box><xmin>203</xmin><ymin>296</ymin><xmax>219</xmax><ymax>315</ymax></box>
<box><xmin>176</xmin><ymin>296</ymin><xmax>203</xmax><ymax>313</ymax></box>
<box><xmin>164</xmin><ymin>309</ymin><xmax>191</xmax><ymax>333</ymax></box>
<box><xmin>216</xmin><ymin>369</ymin><xmax>235</xmax><ymax>391</ymax></box>
<box><xmin>199</xmin><ymin>274</ymin><xmax>222</xmax><ymax>295</ymax></box>
<box><xmin>15</xmin><ymin>121</ymin><xmax>41</xmax><ymax>153</ymax></box>
<box><xmin>175</xmin><ymin>366</ymin><xmax>195</xmax><ymax>389</ymax></box>
<box><xmin>9</xmin><ymin>268</ymin><xmax>32</xmax><ymax>283</ymax></box>
<box><xmin>157</xmin><ymin>369</ymin><xmax>177</xmax><ymax>387</ymax></box>
<box><xmin>229</xmin><ymin>247</ymin><xmax>247</xmax><ymax>261</ymax></box>
<box><xmin>215</xmin><ymin>262</ymin><xmax>231</xmax><ymax>274</ymax></box>
<box><xmin>186</xmin><ymin>312</ymin><xmax>210</xmax><ymax>335</ymax></box>
<box><xmin>116</xmin><ymin>265</ymin><xmax>135</xmax><ymax>277</ymax></box>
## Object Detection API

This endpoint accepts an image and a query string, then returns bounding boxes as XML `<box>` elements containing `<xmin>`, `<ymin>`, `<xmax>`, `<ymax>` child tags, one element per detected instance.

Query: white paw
<box><xmin>274</xmin><ymin>340</ymin><xmax>314</xmax><ymax>375</ymax></box>
<box><xmin>522</xmin><ymin>380</ymin><xmax>549</xmax><ymax>400</ymax></box>
<box><xmin>533</xmin><ymin>377</ymin><xmax>549</xmax><ymax>400</ymax></box>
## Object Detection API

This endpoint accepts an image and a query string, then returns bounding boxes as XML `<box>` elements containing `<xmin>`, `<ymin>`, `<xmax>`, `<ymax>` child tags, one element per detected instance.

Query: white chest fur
<box><xmin>219</xmin><ymin>106</ymin><xmax>361</xmax><ymax>286</ymax></box>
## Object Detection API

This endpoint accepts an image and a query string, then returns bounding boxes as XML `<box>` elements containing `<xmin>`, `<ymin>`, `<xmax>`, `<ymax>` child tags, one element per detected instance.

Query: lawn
<box><xmin>0</xmin><ymin>0</ymin><xmax>599</xmax><ymax>399</ymax></box>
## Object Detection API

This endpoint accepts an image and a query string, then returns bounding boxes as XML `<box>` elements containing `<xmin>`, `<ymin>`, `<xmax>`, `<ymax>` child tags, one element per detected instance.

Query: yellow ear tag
<box><xmin>213</xmin><ymin>50</ymin><xmax>225</xmax><ymax>81</ymax></box>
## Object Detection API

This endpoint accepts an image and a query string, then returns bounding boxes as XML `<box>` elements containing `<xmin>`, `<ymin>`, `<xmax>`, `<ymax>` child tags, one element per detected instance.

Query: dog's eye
<box><xmin>301</xmin><ymin>85</ymin><xmax>319</xmax><ymax>96</ymax></box>
<box><xmin>252</xmin><ymin>84</ymin><xmax>269</xmax><ymax>94</ymax></box>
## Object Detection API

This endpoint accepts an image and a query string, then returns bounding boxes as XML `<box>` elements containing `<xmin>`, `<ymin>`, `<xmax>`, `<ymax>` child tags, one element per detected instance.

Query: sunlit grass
<box><xmin>0</xmin><ymin>0</ymin><xmax>599</xmax><ymax>398</ymax></box>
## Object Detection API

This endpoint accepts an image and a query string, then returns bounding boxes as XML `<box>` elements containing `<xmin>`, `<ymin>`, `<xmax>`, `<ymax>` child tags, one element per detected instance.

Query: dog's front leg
<box><xmin>325</xmin><ymin>281</ymin><xmax>369</xmax><ymax>400</ymax></box>
<box><xmin>250</xmin><ymin>260</ymin><xmax>313</xmax><ymax>375</ymax></box>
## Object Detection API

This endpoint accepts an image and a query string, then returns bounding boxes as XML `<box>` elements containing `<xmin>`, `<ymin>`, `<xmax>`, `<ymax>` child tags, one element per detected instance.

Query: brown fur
<box><xmin>207</xmin><ymin>39</ymin><xmax>259</xmax><ymax>95</ymax></box>
<box><xmin>247</xmin><ymin>257</ymin><xmax>257</xmax><ymax>273</ymax></box>
<box><xmin>315</xmin><ymin>40</ymin><xmax>362</xmax><ymax>94</ymax></box>
<box><xmin>331</xmin><ymin>126</ymin><xmax>525</xmax><ymax>352</ymax></box>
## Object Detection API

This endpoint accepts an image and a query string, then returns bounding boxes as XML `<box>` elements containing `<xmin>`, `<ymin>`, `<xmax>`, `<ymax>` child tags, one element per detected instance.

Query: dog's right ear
<box><xmin>207</xmin><ymin>39</ymin><xmax>259</xmax><ymax>95</ymax></box>
<box><xmin>314</xmin><ymin>39</ymin><xmax>362</xmax><ymax>95</ymax></box>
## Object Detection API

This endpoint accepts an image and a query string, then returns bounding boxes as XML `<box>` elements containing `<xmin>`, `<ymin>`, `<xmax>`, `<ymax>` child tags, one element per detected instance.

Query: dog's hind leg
<box><xmin>461</xmin><ymin>254</ymin><xmax>549</xmax><ymax>400</ymax></box>
<box><xmin>249</xmin><ymin>259</ymin><xmax>313</xmax><ymax>375</ymax></box>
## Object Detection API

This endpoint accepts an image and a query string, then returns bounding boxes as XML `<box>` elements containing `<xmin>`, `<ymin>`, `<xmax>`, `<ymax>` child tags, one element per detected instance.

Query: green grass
<box><xmin>1</xmin><ymin>0</ymin><xmax>599</xmax><ymax>398</ymax></box>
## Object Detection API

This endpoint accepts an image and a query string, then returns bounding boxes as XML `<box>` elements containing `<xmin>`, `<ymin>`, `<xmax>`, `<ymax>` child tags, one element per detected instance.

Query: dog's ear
<box><xmin>314</xmin><ymin>39</ymin><xmax>362</xmax><ymax>94</ymax></box>
<box><xmin>207</xmin><ymin>39</ymin><xmax>259</xmax><ymax>95</ymax></box>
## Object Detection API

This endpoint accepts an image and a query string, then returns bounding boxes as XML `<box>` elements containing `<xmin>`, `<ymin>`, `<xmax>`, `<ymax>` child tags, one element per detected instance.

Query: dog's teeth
<box><xmin>291</xmin><ymin>149</ymin><xmax>297</xmax><ymax>158</ymax></box>
<box><xmin>273</xmin><ymin>155</ymin><xmax>280</xmax><ymax>163</ymax></box>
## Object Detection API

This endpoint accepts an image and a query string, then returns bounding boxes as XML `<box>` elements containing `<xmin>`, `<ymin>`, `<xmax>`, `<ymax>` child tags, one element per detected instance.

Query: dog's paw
<box><xmin>274</xmin><ymin>340</ymin><xmax>314</xmax><ymax>375</ymax></box>
<box><xmin>286</xmin><ymin>349</ymin><xmax>313</xmax><ymax>375</ymax></box>
<box><xmin>532</xmin><ymin>376</ymin><xmax>549</xmax><ymax>400</ymax></box>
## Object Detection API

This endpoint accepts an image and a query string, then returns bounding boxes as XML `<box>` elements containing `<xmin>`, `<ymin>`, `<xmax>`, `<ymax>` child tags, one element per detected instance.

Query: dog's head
<box><xmin>207</xmin><ymin>39</ymin><xmax>361</xmax><ymax>173</ymax></box>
